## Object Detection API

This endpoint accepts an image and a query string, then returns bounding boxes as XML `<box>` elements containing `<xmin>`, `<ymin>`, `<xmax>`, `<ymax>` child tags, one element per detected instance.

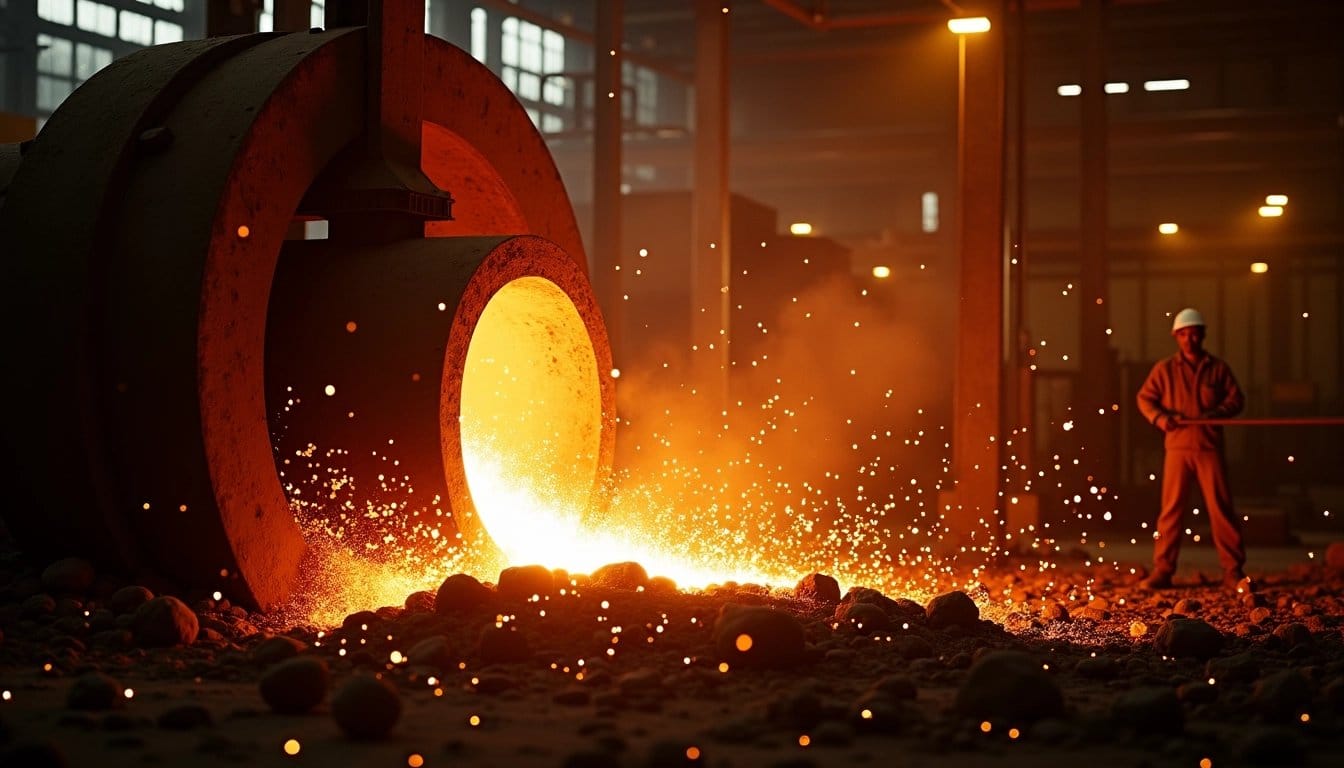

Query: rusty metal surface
<box><xmin>1</xmin><ymin>16</ymin><xmax>609</xmax><ymax>609</ymax></box>
<box><xmin>0</xmin><ymin>143</ymin><xmax>21</xmax><ymax>193</ymax></box>
<box><xmin>267</xmin><ymin>236</ymin><xmax>615</xmax><ymax>569</ymax></box>
<box><xmin>113</xmin><ymin>29</ymin><xmax>366</xmax><ymax>609</ymax></box>
<box><xmin>419</xmin><ymin>37</ymin><xmax>588</xmax><ymax>272</ymax></box>
<box><xmin>0</xmin><ymin>34</ymin><xmax>274</xmax><ymax>581</ymax></box>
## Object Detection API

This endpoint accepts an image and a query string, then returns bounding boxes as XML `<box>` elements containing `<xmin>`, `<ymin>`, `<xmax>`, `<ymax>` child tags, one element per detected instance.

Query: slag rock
<box><xmin>110</xmin><ymin>586</ymin><xmax>154</xmax><ymax>616</ymax></box>
<box><xmin>794</xmin><ymin>573</ymin><xmax>841</xmax><ymax>605</ymax></box>
<box><xmin>66</xmin><ymin>672</ymin><xmax>123</xmax><ymax>711</ymax></box>
<box><xmin>713</xmin><ymin>604</ymin><xmax>807</xmax><ymax>669</ymax></box>
<box><xmin>249</xmin><ymin>635</ymin><xmax>306</xmax><ymax>666</ymax></box>
<box><xmin>955</xmin><ymin>651</ymin><xmax>1064</xmax><ymax>722</ymax></box>
<box><xmin>259</xmin><ymin>657</ymin><xmax>329</xmax><ymax>714</ymax></box>
<box><xmin>332</xmin><ymin>675</ymin><xmax>402</xmax><ymax>740</ymax></box>
<box><xmin>434</xmin><ymin>573</ymin><xmax>493</xmax><ymax>613</ymax></box>
<box><xmin>834</xmin><ymin>602</ymin><xmax>892</xmax><ymax>632</ymax></box>
<box><xmin>41</xmin><ymin>558</ymin><xmax>95</xmax><ymax>595</ymax></box>
<box><xmin>591</xmin><ymin>562</ymin><xmax>648</xmax><ymax>591</ymax></box>
<box><xmin>496</xmin><ymin>564</ymin><xmax>554</xmax><ymax>602</ymax></box>
<box><xmin>131</xmin><ymin>596</ymin><xmax>199</xmax><ymax>647</ymax></box>
<box><xmin>1153</xmin><ymin>617</ymin><xmax>1223</xmax><ymax>659</ymax></box>
<box><xmin>926</xmin><ymin>590</ymin><xmax>980</xmax><ymax>630</ymax></box>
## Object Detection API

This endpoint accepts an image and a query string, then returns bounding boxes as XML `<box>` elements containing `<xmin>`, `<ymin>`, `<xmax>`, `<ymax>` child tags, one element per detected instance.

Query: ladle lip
<box><xmin>439</xmin><ymin>235</ymin><xmax>616</xmax><ymax>563</ymax></box>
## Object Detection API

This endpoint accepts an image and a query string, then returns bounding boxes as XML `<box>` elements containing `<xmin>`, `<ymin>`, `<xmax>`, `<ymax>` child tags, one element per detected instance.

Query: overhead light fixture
<box><xmin>1143</xmin><ymin>78</ymin><xmax>1190</xmax><ymax>92</ymax></box>
<box><xmin>947</xmin><ymin>17</ymin><xmax>991</xmax><ymax>34</ymax></box>
<box><xmin>1158</xmin><ymin>223</ymin><xmax>1178</xmax><ymax>235</ymax></box>
<box><xmin>1265</xmin><ymin>194</ymin><xmax>1288</xmax><ymax>206</ymax></box>
<box><xmin>1104</xmin><ymin>82</ymin><xmax>1130</xmax><ymax>94</ymax></box>
<box><xmin>1057</xmin><ymin>84</ymin><xmax>1082</xmax><ymax>96</ymax></box>
<box><xmin>1258</xmin><ymin>205</ymin><xmax>1284</xmax><ymax>218</ymax></box>
<box><xmin>789</xmin><ymin>222</ymin><xmax>813</xmax><ymax>236</ymax></box>
<box><xmin>871</xmin><ymin>265</ymin><xmax>891</xmax><ymax>279</ymax></box>
<box><xmin>1250</xmin><ymin>262</ymin><xmax>1269</xmax><ymax>274</ymax></box>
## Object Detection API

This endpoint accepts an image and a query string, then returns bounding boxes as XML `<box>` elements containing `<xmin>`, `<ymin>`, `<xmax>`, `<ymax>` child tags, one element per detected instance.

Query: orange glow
<box><xmin>408</xmin><ymin>755</ymin><xmax>425</xmax><ymax>767</ymax></box>
<box><xmin>686</xmin><ymin>746</ymin><xmax>701</xmax><ymax>760</ymax></box>
<box><xmin>283</xmin><ymin>739</ymin><xmax>301</xmax><ymax>756</ymax></box>
<box><xmin>734</xmin><ymin>634</ymin><xmax>753</xmax><ymax>652</ymax></box>
<box><xmin>237</xmin><ymin>225</ymin><xmax>250</xmax><ymax>238</ymax></box>
<box><xmin>798</xmin><ymin>735</ymin><xmax>811</xmax><ymax>747</ymax></box>
<box><xmin>947</xmin><ymin>16</ymin><xmax>991</xmax><ymax>34</ymax></box>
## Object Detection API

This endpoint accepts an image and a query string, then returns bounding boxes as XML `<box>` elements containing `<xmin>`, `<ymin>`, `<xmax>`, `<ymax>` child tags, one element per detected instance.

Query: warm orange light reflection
<box><xmin>947</xmin><ymin>16</ymin><xmax>991</xmax><ymax>34</ymax></box>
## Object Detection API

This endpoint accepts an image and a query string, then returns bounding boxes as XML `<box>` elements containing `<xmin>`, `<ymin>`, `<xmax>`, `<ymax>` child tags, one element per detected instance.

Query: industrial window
<box><xmin>153</xmin><ymin>0</ymin><xmax>184</xmax><ymax>11</ymax></box>
<box><xmin>118</xmin><ymin>9</ymin><xmax>153</xmax><ymax>45</ymax></box>
<box><xmin>38</xmin><ymin>0</ymin><xmax>75</xmax><ymax>25</ymax></box>
<box><xmin>36</xmin><ymin>34</ymin><xmax>74</xmax><ymax>111</ymax></box>
<box><xmin>622</xmin><ymin>62</ymin><xmax>657</xmax><ymax>125</ymax></box>
<box><xmin>76</xmin><ymin>1</ymin><xmax>116</xmax><ymax>37</ymax></box>
<box><xmin>259</xmin><ymin>0</ymin><xmax>272</xmax><ymax>32</ymax></box>
<box><xmin>499</xmin><ymin>15</ymin><xmax>566</xmax><ymax>133</ymax></box>
<box><xmin>75</xmin><ymin>42</ymin><xmax>112</xmax><ymax>80</ymax></box>
<box><xmin>921</xmin><ymin>191</ymin><xmax>939</xmax><ymax>233</ymax></box>
<box><xmin>154</xmin><ymin>19</ymin><xmax>182</xmax><ymax>43</ymax></box>
<box><xmin>470</xmin><ymin>7</ymin><xmax>486</xmax><ymax>63</ymax></box>
<box><xmin>311</xmin><ymin>0</ymin><xmax>324</xmax><ymax>29</ymax></box>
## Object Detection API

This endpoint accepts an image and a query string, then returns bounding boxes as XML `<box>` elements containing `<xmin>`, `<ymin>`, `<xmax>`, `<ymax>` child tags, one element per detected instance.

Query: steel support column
<box><xmin>948</xmin><ymin>1</ymin><xmax>1006</xmax><ymax>553</ymax></box>
<box><xmin>206</xmin><ymin>0</ymin><xmax>262</xmax><ymax>35</ymax></box>
<box><xmin>691</xmin><ymin>0</ymin><xmax>731</xmax><ymax>414</ymax></box>
<box><xmin>593</xmin><ymin>0</ymin><xmax>624</xmax><ymax>369</ymax></box>
<box><xmin>273</xmin><ymin>0</ymin><xmax>311</xmax><ymax>31</ymax></box>
<box><xmin>1079</xmin><ymin>0</ymin><xmax>1115</xmax><ymax>481</ymax></box>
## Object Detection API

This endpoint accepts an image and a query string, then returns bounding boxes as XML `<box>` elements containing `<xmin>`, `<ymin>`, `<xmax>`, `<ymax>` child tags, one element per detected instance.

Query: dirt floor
<box><xmin>3</xmin><ymin>537</ymin><xmax>1344</xmax><ymax>768</ymax></box>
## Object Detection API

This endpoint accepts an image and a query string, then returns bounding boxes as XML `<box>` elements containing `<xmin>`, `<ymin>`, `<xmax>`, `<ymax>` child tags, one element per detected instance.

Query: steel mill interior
<box><xmin>1</xmin><ymin>1</ymin><xmax>1343</xmax><ymax>767</ymax></box>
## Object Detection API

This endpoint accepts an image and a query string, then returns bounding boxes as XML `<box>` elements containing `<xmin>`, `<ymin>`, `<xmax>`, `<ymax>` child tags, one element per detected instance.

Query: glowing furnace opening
<box><xmin>458</xmin><ymin>276</ymin><xmax>604</xmax><ymax>565</ymax></box>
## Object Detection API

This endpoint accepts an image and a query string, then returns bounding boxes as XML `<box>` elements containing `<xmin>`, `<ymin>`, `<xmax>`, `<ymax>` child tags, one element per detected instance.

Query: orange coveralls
<box><xmin>1136</xmin><ymin>352</ymin><xmax>1246</xmax><ymax>576</ymax></box>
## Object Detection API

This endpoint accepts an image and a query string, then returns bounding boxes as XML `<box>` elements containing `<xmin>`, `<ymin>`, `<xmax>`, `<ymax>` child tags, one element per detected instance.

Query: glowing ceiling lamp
<box><xmin>1144</xmin><ymin>78</ymin><xmax>1190</xmax><ymax>91</ymax></box>
<box><xmin>947</xmin><ymin>17</ymin><xmax>991</xmax><ymax>34</ymax></box>
<box><xmin>1158</xmin><ymin>223</ymin><xmax>1178</xmax><ymax>235</ymax></box>
<box><xmin>789</xmin><ymin>222</ymin><xmax>813</xmax><ymax>236</ymax></box>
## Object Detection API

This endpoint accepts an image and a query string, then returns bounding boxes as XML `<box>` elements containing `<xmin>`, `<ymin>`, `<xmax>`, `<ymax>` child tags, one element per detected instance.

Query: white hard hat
<box><xmin>1171</xmin><ymin>307</ymin><xmax>1205</xmax><ymax>334</ymax></box>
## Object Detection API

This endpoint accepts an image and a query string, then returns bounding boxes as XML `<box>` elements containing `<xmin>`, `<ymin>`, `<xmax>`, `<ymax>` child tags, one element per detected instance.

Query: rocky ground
<box><xmin>3</xmin><ymin>542</ymin><xmax>1344</xmax><ymax>768</ymax></box>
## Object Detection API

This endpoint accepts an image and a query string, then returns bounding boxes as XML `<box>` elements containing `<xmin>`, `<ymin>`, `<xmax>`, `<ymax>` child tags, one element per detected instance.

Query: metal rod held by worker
<box><xmin>1181</xmin><ymin>417</ymin><xmax>1344</xmax><ymax>426</ymax></box>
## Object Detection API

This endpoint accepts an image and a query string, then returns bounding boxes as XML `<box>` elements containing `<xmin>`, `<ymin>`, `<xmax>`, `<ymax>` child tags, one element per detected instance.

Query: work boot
<box><xmin>1141</xmin><ymin>570</ymin><xmax>1173</xmax><ymax>590</ymax></box>
<box><xmin>1223</xmin><ymin>570</ymin><xmax>1254</xmax><ymax>595</ymax></box>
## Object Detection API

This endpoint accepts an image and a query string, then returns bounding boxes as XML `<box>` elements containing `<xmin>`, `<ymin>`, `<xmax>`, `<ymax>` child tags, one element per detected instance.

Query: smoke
<box><xmin>604</xmin><ymin>267</ymin><xmax>958</xmax><ymax>590</ymax></box>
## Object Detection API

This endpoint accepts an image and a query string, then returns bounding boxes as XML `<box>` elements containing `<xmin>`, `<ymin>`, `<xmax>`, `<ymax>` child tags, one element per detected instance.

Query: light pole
<box><xmin>943</xmin><ymin>11</ymin><xmax>1007</xmax><ymax>553</ymax></box>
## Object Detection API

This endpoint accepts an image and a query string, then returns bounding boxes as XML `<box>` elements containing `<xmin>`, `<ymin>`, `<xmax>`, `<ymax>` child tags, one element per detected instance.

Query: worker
<box><xmin>1136</xmin><ymin>307</ymin><xmax>1249</xmax><ymax>593</ymax></box>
